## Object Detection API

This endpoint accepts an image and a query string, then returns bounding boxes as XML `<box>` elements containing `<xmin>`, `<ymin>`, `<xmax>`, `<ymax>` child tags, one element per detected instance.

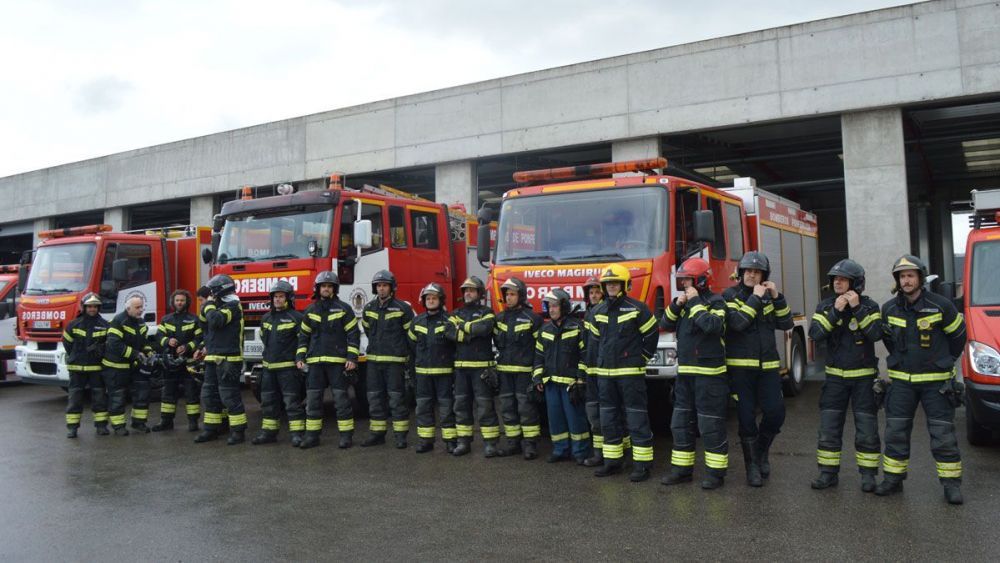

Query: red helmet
<box><xmin>676</xmin><ymin>257</ymin><xmax>713</xmax><ymax>291</ymax></box>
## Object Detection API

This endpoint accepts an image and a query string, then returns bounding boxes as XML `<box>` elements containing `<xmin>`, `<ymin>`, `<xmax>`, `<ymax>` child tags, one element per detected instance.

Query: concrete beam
<box><xmin>190</xmin><ymin>196</ymin><xmax>215</xmax><ymax>228</ymax></box>
<box><xmin>32</xmin><ymin>218</ymin><xmax>53</xmax><ymax>248</ymax></box>
<box><xmin>611</xmin><ymin>137</ymin><xmax>663</xmax><ymax>177</ymax></box>
<box><xmin>104</xmin><ymin>207</ymin><xmax>126</xmax><ymax>232</ymax></box>
<box><xmin>434</xmin><ymin>161</ymin><xmax>477</xmax><ymax>213</ymax></box>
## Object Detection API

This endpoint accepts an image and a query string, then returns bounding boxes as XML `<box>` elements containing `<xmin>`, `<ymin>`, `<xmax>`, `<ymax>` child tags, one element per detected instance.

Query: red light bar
<box><xmin>513</xmin><ymin>157</ymin><xmax>668</xmax><ymax>184</ymax></box>
<box><xmin>38</xmin><ymin>224</ymin><xmax>113</xmax><ymax>240</ymax></box>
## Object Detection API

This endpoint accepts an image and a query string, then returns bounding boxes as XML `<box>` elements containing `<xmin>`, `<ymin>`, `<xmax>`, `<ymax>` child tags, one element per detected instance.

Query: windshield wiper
<box><xmin>498</xmin><ymin>254</ymin><xmax>558</xmax><ymax>264</ymax></box>
<box><xmin>259</xmin><ymin>254</ymin><xmax>299</xmax><ymax>260</ymax></box>
<box><xmin>560</xmin><ymin>252</ymin><xmax>627</xmax><ymax>262</ymax></box>
<box><xmin>32</xmin><ymin>288</ymin><xmax>75</xmax><ymax>295</ymax></box>
<box><xmin>220</xmin><ymin>256</ymin><xmax>256</xmax><ymax>264</ymax></box>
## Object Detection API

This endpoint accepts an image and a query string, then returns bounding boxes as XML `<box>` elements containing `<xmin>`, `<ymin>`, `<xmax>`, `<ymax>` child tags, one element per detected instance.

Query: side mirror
<box><xmin>201</xmin><ymin>248</ymin><xmax>213</xmax><ymax>264</ymax></box>
<box><xmin>477</xmin><ymin>223</ymin><xmax>492</xmax><ymax>264</ymax></box>
<box><xmin>354</xmin><ymin>219</ymin><xmax>373</xmax><ymax>250</ymax></box>
<box><xmin>100</xmin><ymin>280</ymin><xmax>117</xmax><ymax>298</ymax></box>
<box><xmin>112</xmin><ymin>259</ymin><xmax>129</xmax><ymax>282</ymax></box>
<box><xmin>212</xmin><ymin>214</ymin><xmax>225</xmax><ymax>232</ymax></box>
<box><xmin>0</xmin><ymin>302</ymin><xmax>9</xmax><ymax>319</ymax></box>
<box><xmin>694</xmin><ymin>210</ymin><xmax>715</xmax><ymax>244</ymax></box>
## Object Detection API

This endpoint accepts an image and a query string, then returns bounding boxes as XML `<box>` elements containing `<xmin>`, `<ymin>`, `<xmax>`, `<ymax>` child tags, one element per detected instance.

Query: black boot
<box><xmin>942</xmin><ymin>479</ymin><xmax>964</xmax><ymax>505</ymax></box>
<box><xmin>452</xmin><ymin>438</ymin><xmax>471</xmax><ymax>457</ymax></box>
<box><xmin>361</xmin><ymin>433</ymin><xmax>386</xmax><ymax>447</ymax></box>
<box><xmin>290</xmin><ymin>432</ymin><xmax>304</xmax><ymax>447</ymax></box>
<box><xmin>523</xmin><ymin>440</ymin><xmax>538</xmax><ymax>461</ymax></box>
<box><xmin>394</xmin><ymin>433</ymin><xmax>408</xmax><ymax>450</ymax></box>
<box><xmin>501</xmin><ymin>438</ymin><xmax>522</xmax><ymax>457</ymax></box>
<box><xmin>660</xmin><ymin>468</ymin><xmax>693</xmax><ymax>486</ymax></box>
<box><xmin>66</xmin><ymin>427</ymin><xmax>78</xmax><ymax>439</ymax></box>
<box><xmin>628</xmin><ymin>463</ymin><xmax>651</xmax><ymax>483</ymax></box>
<box><xmin>338</xmin><ymin>432</ymin><xmax>353</xmax><ymax>449</ymax></box>
<box><xmin>131</xmin><ymin>420</ymin><xmax>151</xmax><ymax>434</ymax></box>
<box><xmin>742</xmin><ymin>438</ymin><xmax>763</xmax><ymax>487</ymax></box>
<box><xmin>701</xmin><ymin>473</ymin><xmax>725</xmax><ymax>490</ymax></box>
<box><xmin>481</xmin><ymin>440</ymin><xmax>497</xmax><ymax>457</ymax></box>
<box><xmin>151</xmin><ymin>418</ymin><xmax>174</xmax><ymax>432</ymax></box>
<box><xmin>194</xmin><ymin>429</ymin><xmax>217</xmax><ymax>443</ymax></box>
<box><xmin>187</xmin><ymin>416</ymin><xmax>200</xmax><ymax>432</ymax></box>
<box><xmin>755</xmin><ymin>433</ymin><xmax>775</xmax><ymax>479</ymax></box>
<box><xmin>95</xmin><ymin>424</ymin><xmax>110</xmax><ymax>436</ymax></box>
<box><xmin>547</xmin><ymin>451</ymin><xmax>571</xmax><ymax>463</ymax></box>
<box><xmin>583</xmin><ymin>450</ymin><xmax>604</xmax><ymax>467</ymax></box>
<box><xmin>874</xmin><ymin>474</ymin><xmax>904</xmax><ymax>496</ymax></box>
<box><xmin>114</xmin><ymin>426</ymin><xmax>130</xmax><ymax>437</ymax></box>
<box><xmin>251</xmin><ymin>430</ymin><xmax>277</xmax><ymax>445</ymax></box>
<box><xmin>299</xmin><ymin>432</ymin><xmax>320</xmax><ymax>449</ymax></box>
<box><xmin>594</xmin><ymin>460</ymin><xmax>623</xmax><ymax>477</ymax></box>
<box><xmin>811</xmin><ymin>471</ymin><xmax>839</xmax><ymax>490</ymax></box>
<box><xmin>415</xmin><ymin>439</ymin><xmax>434</xmax><ymax>454</ymax></box>
<box><xmin>227</xmin><ymin>430</ymin><xmax>245</xmax><ymax>445</ymax></box>
<box><xmin>861</xmin><ymin>472</ymin><xmax>877</xmax><ymax>493</ymax></box>
<box><xmin>445</xmin><ymin>440</ymin><xmax>457</xmax><ymax>454</ymax></box>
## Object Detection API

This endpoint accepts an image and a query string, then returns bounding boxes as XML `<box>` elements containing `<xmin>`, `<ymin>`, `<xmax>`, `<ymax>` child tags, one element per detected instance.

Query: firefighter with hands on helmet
<box><xmin>533</xmin><ymin>288</ymin><xmax>591</xmax><ymax>464</ymax></box>
<box><xmin>296</xmin><ymin>271</ymin><xmax>361</xmax><ymax>450</ymax></box>
<box><xmin>877</xmin><ymin>255</ymin><xmax>967</xmax><ymax>504</ymax></box>
<box><xmin>361</xmin><ymin>270</ymin><xmax>415</xmax><ymax>449</ymax></box>
<box><xmin>407</xmin><ymin>283</ymin><xmax>458</xmax><ymax>453</ymax></box>
<box><xmin>195</xmin><ymin>274</ymin><xmax>247</xmax><ymax>445</ymax></box>
<box><xmin>581</xmin><ymin>276</ymin><xmax>607</xmax><ymax>467</ymax></box>
<box><xmin>445</xmin><ymin>276</ymin><xmax>501</xmax><ymax>457</ymax></box>
<box><xmin>808</xmin><ymin>259</ymin><xmax>883</xmax><ymax>492</ymax></box>
<box><xmin>494</xmin><ymin>277</ymin><xmax>544</xmax><ymax>459</ymax></box>
<box><xmin>659</xmin><ymin>258</ymin><xmax>729</xmax><ymax>489</ymax></box>
<box><xmin>723</xmin><ymin>251</ymin><xmax>793</xmax><ymax>487</ymax></box>
<box><xmin>102</xmin><ymin>295</ymin><xmax>153</xmax><ymax>436</ymax></box>
<box><xmin>151</xmin><ymin>289</ymin><xmax>203</xmax><ymax>433</ymax></box>
<box><xmin>252</xmin><ymin>280</ymin><xmax>306</xmax><ymax>446</ymax></box>
<box><xmin>63</xmin><ymin>293</ymin><xmax>111</xmax><ymax>438</ymax></box>
<box><xmin>590</xmin><ymin>264</ymin><xmax>659</xmax><ymax>482</ymax></box>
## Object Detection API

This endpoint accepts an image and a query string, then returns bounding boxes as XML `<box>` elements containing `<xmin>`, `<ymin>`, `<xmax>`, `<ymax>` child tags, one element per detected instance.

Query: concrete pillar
<box><xmin>611</xmin><ymin>137</ymin><xmax>663</xmax><ymax>176</ymax></box>
<box><xmin>435</xmin><ymin>161</ymin><xmax>477</xmax><ymax>213</ymax></box>
<box><xmin>841</xmin><ymin>108</ymin><xmax>910</xmax><ymax>305</ymax></box>
<box><xmin>32</xmin><ymin>218</ymin><xmax>53</xmax><ymax>248</ymax></box>
<box><xmin>190</xmin><ymin>196</ymin><xmax>215</xmax><ymax>228</ymax></box>
<box><xmin>104</xmin><ymin>207</ymin><xmax>126</xmax><ymax>232</ymax></box>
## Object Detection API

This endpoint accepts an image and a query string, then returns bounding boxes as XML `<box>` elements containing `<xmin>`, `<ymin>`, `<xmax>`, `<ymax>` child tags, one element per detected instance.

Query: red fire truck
<box><xmin>14</xmin><ymin>225</ymin><xmax>211</xmax><ymax>386</ymax></box>
<box><xmin>961</xmin><ymin>188</ymin><xmax>1000</xmax><ymax>445</ymax></box>
<box><xmin>476</xmin><ymin>158</ymin><xmax>819</xmax><ymax>395</ymax></box>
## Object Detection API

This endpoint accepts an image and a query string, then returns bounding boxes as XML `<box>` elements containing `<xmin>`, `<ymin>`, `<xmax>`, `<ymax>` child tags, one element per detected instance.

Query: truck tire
<box><xmin>782</xmin><ymin>333</ymin><xmax>806</xmax><ymax>397</ymax></box>
<box><xmin>965</xmin><ymin>396</ymin><xmax>993</xmax><ymax>446</ymax></box>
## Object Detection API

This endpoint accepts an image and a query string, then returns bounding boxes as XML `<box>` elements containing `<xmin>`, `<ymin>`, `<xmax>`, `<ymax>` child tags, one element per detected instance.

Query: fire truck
<box><xmin>476</xmin><ymin>158</ymin><xmax>819</xmax><ymax>395</ymax></box>
<box><xmin>0</xmin><ymin>265</ymin><xmax>21</xmax><ymax>380</ymax></box>
<box><xmin>961</xmin><ymin>188</ymin><xmax>1000</xmax><ymax>445</ymax></box>
<box><xmin>14</xmin><ymin>225</ymin><xmax>211</xmax><ymax>386</ymax></box>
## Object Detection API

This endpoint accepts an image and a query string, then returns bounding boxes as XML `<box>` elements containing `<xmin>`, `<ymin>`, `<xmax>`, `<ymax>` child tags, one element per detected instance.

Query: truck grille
<box><xmin>30</xmin><ymin>362</ymin><xmax>57</xmax><ymax>375</ymax></box>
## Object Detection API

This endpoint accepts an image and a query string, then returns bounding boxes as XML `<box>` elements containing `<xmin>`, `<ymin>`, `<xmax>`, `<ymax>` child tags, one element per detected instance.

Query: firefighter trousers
<box><xmin>103</xmin><ymin>367</ymin><xmax>135</xmax><ymax>428</ymax></box>
<box><xmin>305</xmin><ymin>363</ymin><xmax>353</xmax><ymax>436</ymax></box>
<box><xmin>66</xmin><ymin>370</ymin><xmax>108</xmax><ymax>428</ymax></box>
<box><xmin>454</xmin><ymin>367</ymin><xmax>500</xmax><ymax>441</ymax></box>
<box><xmin>545</xmin><ymin>383</ymin><xmax>591</xmax><ymax>461</ymax></box>
<box><xmin>816</xmin><ymin>375</ymin><xmax>880</xmax><ymax>474</ymax></box>
<box><xmin>159</xmin><ymin>366</ymin><xmax>202</xmax><ymax>422</ymax></box>
<box><xmin>598</xmin><ymin>376</ymin><xmax>654</xmax><ymax>466</ymax></box>
<box><xmin>499</xmin><ymin>370</ymin><xmax>541</xmax><ymax>441</ymax></box>
<box><xmin>670</xmin><ymin>374</ymin><xmax>729</xmax><ymax>476</ymax></box>
<box><xmin>201</xmin><ymin>360</ymin><xmax>247</xmax><ymax>431</ymax></box>
<box><xmin>366</xmin><ymin>362</ymin><xmax>409</xmax><ymax>436</ymax></box>
<box><xmin>883</xmin><ymin>380</ymin><xmax>961</xmax><ymax>481</ymax></box>
<box><xmin>260</xmin><ymin>367</ymin><xmax>305</xmax><ymax>435</ymax></box>
<box><xmin>415</xmin><ymin>374</ymin><xmax>456</xmax><ymax>443</ymax></box>
<box><xmin>730</xmin><ymin>368</ymin><xmax>785</xmax><ymax>440</ymax></box>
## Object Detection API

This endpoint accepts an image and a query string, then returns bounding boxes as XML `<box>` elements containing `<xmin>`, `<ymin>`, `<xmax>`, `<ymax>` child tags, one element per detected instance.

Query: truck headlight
<box><xmin>15</xmin><ymin>349</ymin><xmax>24</xmax><ymax>362</ymax></box>
<box><xmin>969</xmin><ymin>341</ymin><xmax>1000</xmax><ymax>376</ymax></box>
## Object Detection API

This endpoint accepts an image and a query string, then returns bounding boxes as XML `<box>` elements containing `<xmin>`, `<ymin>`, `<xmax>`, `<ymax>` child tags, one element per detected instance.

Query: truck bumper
<box><xmin>966</xmin><ymin>378</ymin><xmax>1000</xmax><ymax>430</ymax></box>
<box><xmin>645</xmin><ymin>337</ymin><xmax>678</xmax><ymax>379</ymax></box>
<box><xmin>14</xmin><ymin>343</ymin><xmax>70</xmax><ymax>386</ymax></box>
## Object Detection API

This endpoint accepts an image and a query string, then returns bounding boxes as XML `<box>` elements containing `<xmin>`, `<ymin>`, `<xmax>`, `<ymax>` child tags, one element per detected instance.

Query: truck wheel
<box><xmin>965</xmin><ymin>396</ymin><xmax>993</xmax><ymax>446</ymax></box>
<box><xmin>782</xmin><ymin>333</ymin><xmax>806</xmax><ymax>397</ymax></box>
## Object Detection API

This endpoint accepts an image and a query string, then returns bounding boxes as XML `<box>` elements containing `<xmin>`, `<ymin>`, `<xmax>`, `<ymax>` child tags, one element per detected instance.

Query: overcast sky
<box><xmin>0</xmin><ymin>0</ymin><xmax>913</xmax><ymax>178</ymax></box>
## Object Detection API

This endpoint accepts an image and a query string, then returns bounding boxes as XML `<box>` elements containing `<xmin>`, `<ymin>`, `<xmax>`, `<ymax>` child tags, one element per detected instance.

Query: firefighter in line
<box><xmin>63</xmin><ymin>293</ymin><xmax>110</xmax><ymax>438</ymax></box>
<box><xmin>253</xmin><ymin>280</ymin><xmax>306</xmax><ymax>446</ymax></box>
<box><xmin>407</xmin><ymin>283</ymin><xmax>458</xmax><ymax>453</ymax></box>
<box><xmin>533</xmin><ymin>289</ymin><xmax>591</xmax><ymax>464</ymax></box>
<box><xmin>659</xmin><ymin>258</ymin><xmax>729</xmax><ymax>489</ymax></box>
<box><xmin>723</xmin><ymin>251</ymin><xmax>793</xmax><ymax>487</ymax></box>
<box><xmin>195</xmin><ymin>274</ymin><xmax>247</xmax><ymax>445</ymax></box>
<box><xmin>360</xmin><ymin>270</ymin><xmax>415</xmax><ymax>449</ymax></box>
<box><xmin>581</xmin><ymin>276</ymin><xmax>606</xmax><ymax>467</ymax></box>
<box><xmin>877</xmin><ymin>255</ymin><xmax>966</xmax><ymax>504</ymax></box>
<box><xmin>494</xmin><ymin>277</ymin><xmax>544</xmax><ymax>459</ymax></box>
<box><xmin>151</xmin><ymin>289</ymin><xmax>203</xmax><ymax>433</ymax></box>
<box><xmin>807</xmin><ymin>259</ymin><xmax>882</xmax><ymax>492</ymax></box>
<box><xmin>590</xmin><ymin>264</ymin><xmax>659</xmax><ymax>482</ymax></box>
<box><xmin>445</xmin><ymin>276</ymin><xmax>501</xmax><ymax>457</ymax></box>
<box><xmin>103</xmin><ymin>296</ymin><xmax>152</xmax><ymax>436</ymax></box>
<box><xmin>296</xmin><ymin>271</ymin><xmax>360</xmax><ymax>450</ymax></box>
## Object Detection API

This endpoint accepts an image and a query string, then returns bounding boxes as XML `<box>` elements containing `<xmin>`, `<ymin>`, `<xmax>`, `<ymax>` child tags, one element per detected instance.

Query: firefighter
<box><xmin>659</xmin><ymin>258</ymin><xmax>729</xmax><ymax>489</ymax></box>
<box><xmin>581</xmin><ymin>276</ymin><xmax>605</xmax><ymax>467</ymax></box>
<box><xmin>103</xmin><ymin>296</ymin><xmax>152</xmax><ymax>436</ymax></box>
<box><xmin>151</xmin><ymin>289</ymin><xmax>203</xmax><ymax>432</ymax></box>
<box><xmin>407</xmin><ymin>283</ymin><xmax>457</xmax><ymax>453</ymax></box>
<box><xmin>808</xmin><ymin>259</ymin><xmax>882</xmax><ymax>491</ymax></box>
<box><xmin>591</xmin><ymin>264</ymin><xmax>659</xmax><ymax>482</ymax></box>
<box><xmin>445</xmin><ymin>276</ymin><xmax>501</xmax><ymax>457</ymax></box>
<box><xmin>361</xmin><ymin>270</ymin><xmax>415</xmax><ymax>449</ymax></box>
<box><xmin>876</xmin><ymin>255</ymin><xmax>966</xmax><ymax>505</ymax></box>
<box><xmin>494</xmin><ymin>277</ymin><xmax>544</xmax><ymax>459</ymax></box>
<box><xmin>296</xmin><ymin>271</ymin><xmax>360</xmax><ymax>450</ymax></box>
<box><xmin>253</xmin><ymin>280</ymin><xmax>306</xmax><ymax>446</ymax></box>
<box><xmin>723</xmin><ymin>251</ymin><xmax>793</xmax><ymax>487</ymax></box>
<box><xmin>533</xmin><ymin>289</ymin><xmax>591</xmax><ymax>464</ymax></box>
<box><xmin>195</xmin><ymin>274</ymin><xmax>248</xmax><ymax>445</ymax></box>
<box><xmin>63</xmin><ymin>293</ymin><xmax>110</xmax><ymax>438</ymax></box>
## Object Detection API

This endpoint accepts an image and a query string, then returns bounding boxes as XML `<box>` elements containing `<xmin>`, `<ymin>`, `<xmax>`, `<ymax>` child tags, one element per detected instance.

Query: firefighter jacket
<box><xmin>445</xmin><ymin>303</ymin><xmax>496</xmax><ymax>368</ymax></box>
<box><xmin>261</xmin><ymin>306</ymin><xmax>304</xmax><ymax>370</ymax></box>
<box><xmin>296</xmin><ymin>297</ymin><xmax>360</xmax><ymax>365</ymax></box>
<box><xmin>533</xmin><ymin>316</ymin><xmax>586</xmax><ymax>385</ymax></box>
<box><xmin>723</xmin><ymin>284</ymin><xmax>794</xmax><ymax>371</ymax></box>
<box><xmin>103</xmin><ymin>311</ymin><xmax>151</xmax><ymax>370</ymax></box>
<box><xmin>155</xmin><ymin>311</ymin><xmax>202</xmax><ymax>359</ymax></box>
<box><xmin>494</xmin><ymin>306</ymin><xmax>542</xmax><ymax>374</ymax></box>
<box><xmin>659</xmin><ymin>291</ymin><xmax>727</xmax><ymax>376</ymax></box>
<box><xmin>201</xmin><ymin>295</ymin><xmax>244</xmax><ymax>362</ymax></box>
<box><xmin>582</xmin><ymin>302</ymin><xmax>604</xmax><ymax>375</ymax></box>
<box><xmin>882</xmin><ymin>290</ymin><xmax>966</xmax><ymax>383</ymax></box>
<box><xmin>63</xmin><ymin>314</ymin><xmax>110</xmax><ymax>371</ymax></box>
<box><xmin>362</xmin><ymin>296</ymin><xmax>415</xmax><ymax>364</ymax></box>
<box><xmin>590</xmin><ymin>294</ymin><xmax>658</xmax><ymax>377</ymax></box>
<box><xmin>407</xmin><ymin>309</ymin><xmax>456</xmax><ymax>375</ymax></box>
<box><xmin>809</xmin><ymin>295</ymin><xmax>882</xmax><ymax>377</ymax></box>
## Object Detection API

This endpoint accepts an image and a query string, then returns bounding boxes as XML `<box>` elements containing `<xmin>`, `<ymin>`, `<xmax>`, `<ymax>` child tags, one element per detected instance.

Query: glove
<box><xmin>526</xmin><ymin>381</ymin><xmax>544</xmax><ymax>404</ymax></box>
<box><xmin>480</xmin><ymin>367</ymin><xmax>499</xmax><ymax>394</ymax></box>
<box><xmin>873</xmin><ymin>378</ymin><xmax>888</xmax><ymax>410</ymax></box>
<box><xmin>939</xmin><ymin>378</ymin><xmax>966</xmax><ymax>408</ymax></box>
<box><xmin>568</xmin><ymin>380</ymin><xmax>586</xmax><ymax>405</ymax></box>
<box><xmin>344</xmin><ymin>368</ymin><xmax>358</xmax><ymax>385</ymax></box>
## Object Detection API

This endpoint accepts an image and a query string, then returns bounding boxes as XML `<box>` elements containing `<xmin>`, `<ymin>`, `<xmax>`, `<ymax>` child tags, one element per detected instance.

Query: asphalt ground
<box><xmin>1</xmin><ymin>379</ymin><xmax>999</xmax><ymax>562</ymax></box>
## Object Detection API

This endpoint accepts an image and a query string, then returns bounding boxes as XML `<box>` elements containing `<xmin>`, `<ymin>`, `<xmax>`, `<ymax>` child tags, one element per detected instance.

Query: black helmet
<box><xmin>542</xmin><ymin>288</ymin><xmax>572</xmax><ymax>317</ymax></box>
<box><xmin>459</xmin><ymin>276</ymin><xmax>486</xmax><ymax>300</ymax></box>
<box><xmin>419</xmin><ymin>283</ymin><xmax>446</xmax><ymax>309</ymax></box>
<box><xmin>828</xmin><ymin>259</ymin><xmax>866</xmax><ymax>293</ymax></box>
<box><xmin>891</xmin><ymin>255</ymin><xmax>928</xmax><ymax>293</ymax></box>
<box><xmin>169</xmin><ymin>289</ymin><xmax>193</xmax><ymax>313</ymax></box>
<box><xmin>499</xmin><ymin>277</ymin><xmax>527</xmax><ymax>306</ymax></box>
<box><xmin>313</xmin><ymin>270</ymin><xmax>339</xmax><ymax>298</ymax></box>
<box><xmin>269</xmin><ymin>280</ymin><xmax>295</xmax><ymax>309</ymax></box>
<box><xmin>370</xmin><ymin>270</ymin><xmax>397</xmax><ymax>294</ymax></box>
<box><xmin>207</xmin><ymin>274</ymin><xmax>236</xmax><ymax>297</ymax></box>
<box><xmin>738</xmin><ymin>251</ymin><xmax>771</xmax><ymax>282</ymax></box>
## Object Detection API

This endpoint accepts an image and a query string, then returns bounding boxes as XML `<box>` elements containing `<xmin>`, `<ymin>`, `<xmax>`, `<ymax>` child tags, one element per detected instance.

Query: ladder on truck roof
<box><xmin>971</xmin><ymin>189</ymin><xmax>1000</xmax><ymax>229</ymax></box>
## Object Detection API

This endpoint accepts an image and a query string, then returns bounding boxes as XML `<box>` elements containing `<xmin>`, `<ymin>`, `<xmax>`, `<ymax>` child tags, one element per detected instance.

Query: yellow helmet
<box><xmin>599</xmin><ymin>263</ymin><xmax>632</xmax><ymax>294</ymax></box>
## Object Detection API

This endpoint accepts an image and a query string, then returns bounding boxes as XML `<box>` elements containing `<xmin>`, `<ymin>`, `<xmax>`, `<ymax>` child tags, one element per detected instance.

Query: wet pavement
<box><xmin>2</xmin><ymin>381</ymin><xmax>999</xmax><ymax>561</ymax></box>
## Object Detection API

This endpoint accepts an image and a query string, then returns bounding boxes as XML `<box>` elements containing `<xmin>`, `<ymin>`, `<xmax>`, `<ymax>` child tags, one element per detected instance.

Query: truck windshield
<box><xmin>495</xmin><ymin>187</ymin><xmax>668</xmax><ymax>264</ymax></box>
<box><xmin>24</xmin><ymin>243</ymin><xmax>96</xmax><ymax>294</ymax></box>
<box><xmin>218</xmin><ymin>207</ymin><xmax>334</xmax><ymax>263</ymax></box>
<box><xmin>971</xmin><ymin>240</ymin><xmax>1000</xmax><ymax>306</ymax></box>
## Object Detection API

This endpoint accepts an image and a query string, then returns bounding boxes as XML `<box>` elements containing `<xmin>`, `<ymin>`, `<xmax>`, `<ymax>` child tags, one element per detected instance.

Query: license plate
<box><xmin>34</xmin><ymin>321</ymin><xmax>51</xmax><ymax>329</ymax></box>
<box><xmin>244</xmin><ymin>343</ymin><xmax>264</xmax><ymax>357</ymax></box>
